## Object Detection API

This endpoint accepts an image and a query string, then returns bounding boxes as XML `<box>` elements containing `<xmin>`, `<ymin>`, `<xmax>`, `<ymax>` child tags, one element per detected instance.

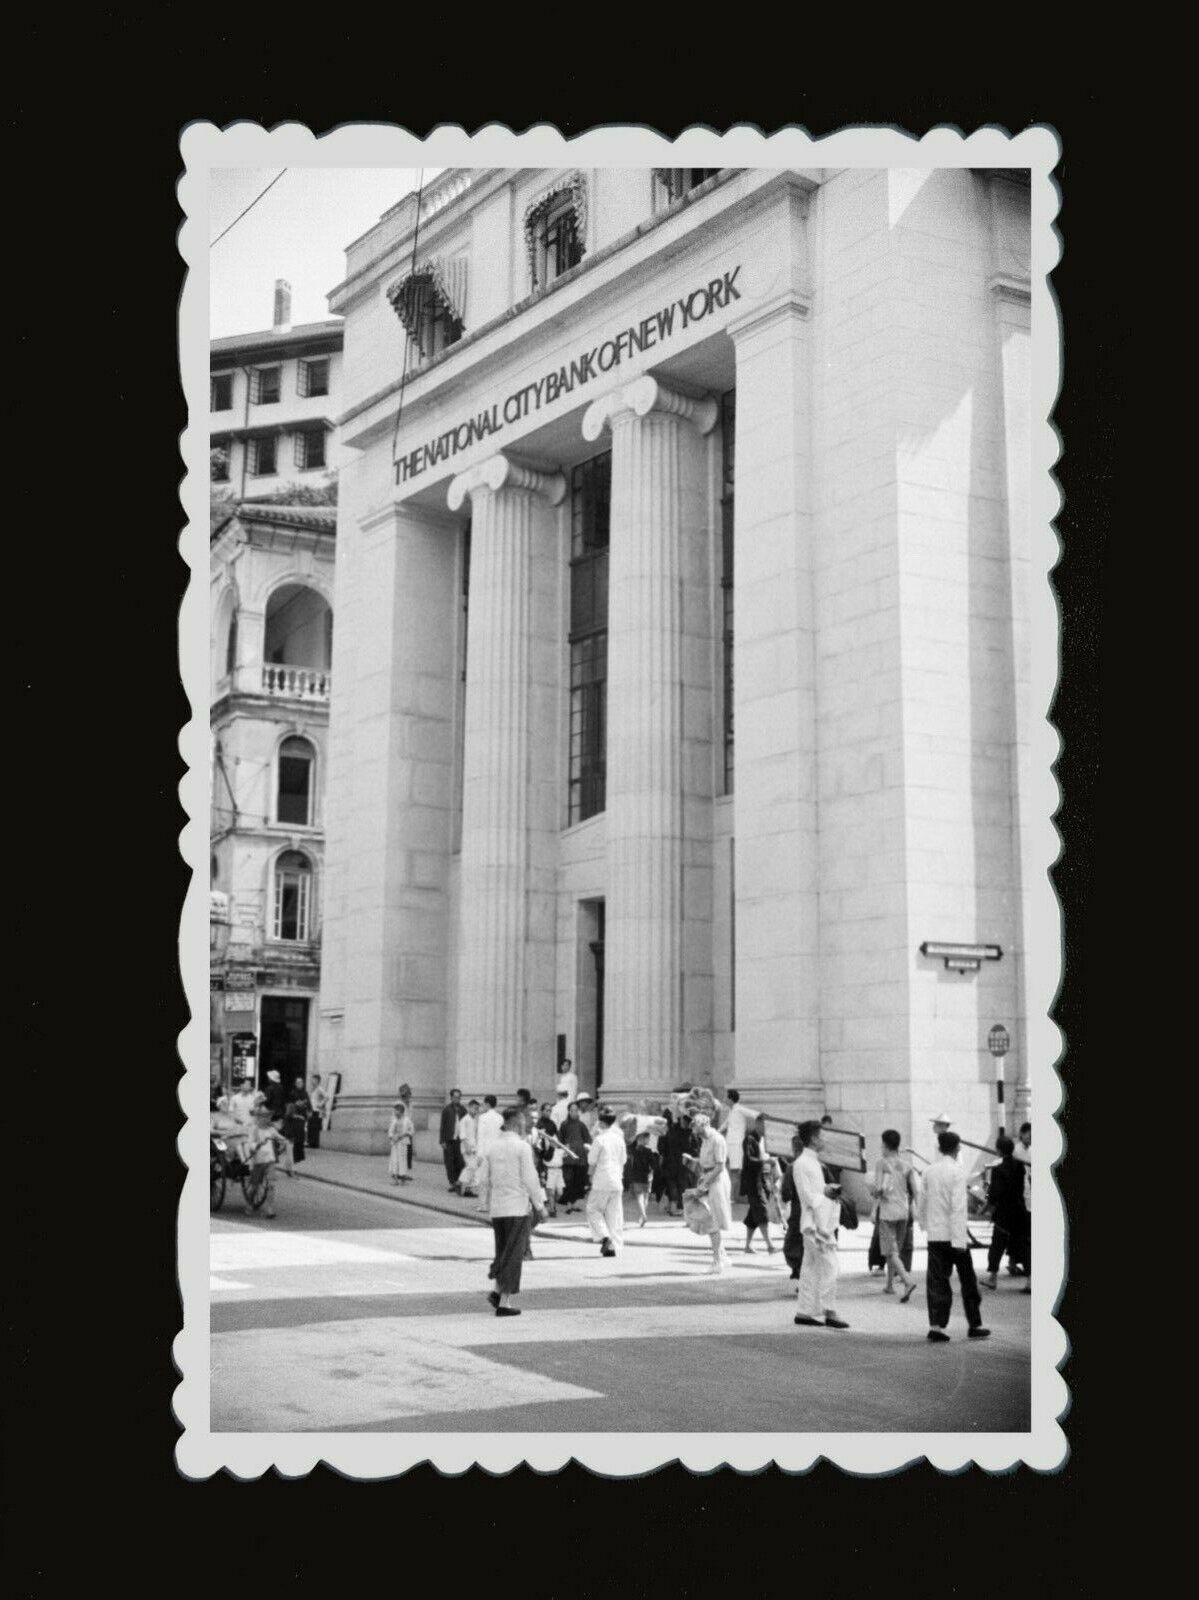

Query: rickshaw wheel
<box><xmin>210</xmin><ymin>1153</ymin><xmax>227</xmax><ymax>1213</ymax></box>
<box><xmin>241</xmin><ymin>1169</ymin><xmax>267</xmax><ymax>1210</ymax></box>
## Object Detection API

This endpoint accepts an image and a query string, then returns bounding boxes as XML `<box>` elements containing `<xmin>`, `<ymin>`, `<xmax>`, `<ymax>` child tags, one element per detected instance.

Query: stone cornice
<box><xmin>582</xmin><ymin>375</ymin><xmax>717</xmax><ymax>443</ymax></box>
<box><xmin>446</xmin><ymin>453</ymin><xmax>567</xmax><ymax>512</ymax></box>
<box><xmin>989</xmin><ymin>271</ymin><xmax>1032</xmax><ymax>305</ymax></box>
<box><xmin>725</xmin><ymin>286</ymin><xmax>812</xmax><ymax>344</ymax></box>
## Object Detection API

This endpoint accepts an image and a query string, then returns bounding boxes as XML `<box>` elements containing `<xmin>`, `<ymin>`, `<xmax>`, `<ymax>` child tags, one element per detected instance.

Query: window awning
<box><xmin>387</xmin><ymin>256</ymin><xmax>469</xmax><ymax>336</ymax></box>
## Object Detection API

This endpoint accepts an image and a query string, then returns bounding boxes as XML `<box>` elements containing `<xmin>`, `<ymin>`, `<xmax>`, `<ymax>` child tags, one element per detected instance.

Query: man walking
<box><xmin>586</xmin><ymin>1106</ymin><xmax>628</xmax><ymax>1258</ymax></box>
<box><xmin>439</xmin><ymin>1088</ymin><xmax>465</xmax><ymax>1191</ymax></box>
<box><xmin>982</xmin><ymin>1134</ymin><xmax>1030</xmax><ymax>1289</ymax></box>
<box><xmin>476</xmin><ymin>1095</ymin><xmax>504</xmax><ymax>1168</ymax></box>
<box><xmin>792</xmin><ymin>1121</ymin><xmax>849</xmax><ymax>1329</ymax></box>
<box><xmin>918</xmin><ymin>1131</ymin><xmax>990</xmax><ymax>1342</ymax></box>
<box><xmin>870</xmin><ymin>1129</ymin><xmax>919</xmax><ymax>1301</ymax></box>
<box><xmin>720</xmin><ymin>1089</ymin><xmax>750</xmax><ymax>1201</ymax></box>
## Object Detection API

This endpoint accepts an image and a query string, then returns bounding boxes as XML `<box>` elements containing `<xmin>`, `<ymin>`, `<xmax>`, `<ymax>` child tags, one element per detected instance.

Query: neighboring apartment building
<box><xmin>316</xmin><ymin>165</ymin><xmax>1036</xmax><ymax>1156</ymax></box>
<box><xmin>210</xmin><ymin>281</ymin><xmax>343</xmax><ymax>498</ymax></box>
<box><xmin>209</xmin><ymin>501</ymin><xmax>336</xmax><ymax>1092</ymax></box>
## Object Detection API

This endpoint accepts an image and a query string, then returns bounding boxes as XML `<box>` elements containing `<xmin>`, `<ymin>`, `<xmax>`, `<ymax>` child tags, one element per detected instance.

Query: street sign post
<box><xmin>988</xmin><ymin>1024</ymin><xmax>1011</xmax><ymax>1138</ymax></box>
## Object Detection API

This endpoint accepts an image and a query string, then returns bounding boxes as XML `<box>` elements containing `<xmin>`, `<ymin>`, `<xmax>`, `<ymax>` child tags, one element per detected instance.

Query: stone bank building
<box><xmin>316</xmin><ymin>166</ymin><xmax>1034</xmax><ymax>1154</ymax></box>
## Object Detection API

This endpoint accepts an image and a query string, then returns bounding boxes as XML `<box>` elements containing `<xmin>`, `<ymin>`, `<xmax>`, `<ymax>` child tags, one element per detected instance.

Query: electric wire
<box><xmin>210</xmin><ymin>170</ymin><xmax>288</xmax><ymax>247</ymax></box>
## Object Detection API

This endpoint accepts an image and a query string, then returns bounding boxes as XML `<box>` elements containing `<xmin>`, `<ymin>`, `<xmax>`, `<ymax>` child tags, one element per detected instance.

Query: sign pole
<box><xmin>987</xmin><ymin>1024</ymin><xmax>1011</xmax><ymax>1142</ymax></box>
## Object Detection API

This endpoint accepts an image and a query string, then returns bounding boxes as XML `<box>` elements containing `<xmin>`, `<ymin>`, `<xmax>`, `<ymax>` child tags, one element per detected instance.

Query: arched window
<box><xmin>277</xmin><ymin>736</ymin><xmax>314</xmax><ymax>825</ymax></box>
<box><xmin>224</xmin><ymin>610</ymin><xmax>238</xmax><ymax>678</ymax></box>
<box><xmin>272</xmin><ymin>851</ymin><xmax>313</xmax><ymax>942</ymax></box>
<box><xmin>210</xmin><ymin>854</ymin><xmax>219</xmax><ymax>886</ymax></box>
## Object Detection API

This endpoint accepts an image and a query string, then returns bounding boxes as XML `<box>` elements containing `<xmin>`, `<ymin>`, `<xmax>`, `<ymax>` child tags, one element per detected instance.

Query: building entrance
<box><xmin>258</xmin><ymin>996</ymin><xmax>309</xmax><ymax>1091</ymax></box>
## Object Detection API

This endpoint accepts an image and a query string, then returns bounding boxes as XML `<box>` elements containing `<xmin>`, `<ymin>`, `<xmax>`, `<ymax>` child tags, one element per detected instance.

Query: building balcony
<box><xmin>260</xmin><ymin>664</ymin><xmax>331</xmax><ymax>702</ymax></box>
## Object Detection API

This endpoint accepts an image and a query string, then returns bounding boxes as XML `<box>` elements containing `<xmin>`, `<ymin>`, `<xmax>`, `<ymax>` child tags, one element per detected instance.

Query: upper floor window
<box><xmin>272</xmin><ymin>850</ymin><xmax>313</xmax><ymax>942</ymax></box>
<box><xmin>298</xmin><ymin>356</ymin><xmax>330</xmax><ymax>397</ymax></box>
<box><xmin>653</xmin><ymin>168</ymin><xmax>721</xmax><ymax>209</ymax></box>
<box><xmin>251</xmin><ymin>366</ymin><xmax>281</xmax><ymax>405</ymax></box>
<box><xmin>277</xmin><ymin>736</ymin><xmax>315</xmax><ymax>826</ymax></box>
<box><xmin>211</xmin><ymin>373</ymin><xmax>233</xmax><ymax>411</ymax></box>
<box><xmin>294</xmin><ymin>428</ymin><xmax>326</xmax><ymax>471</ymax></box>
<box><xmin>387</xmin><ymin>257</ymin><xmax>468</xmax><ymax>367</ymax></box>
<box><xmin>248</xmin><ymin>435</ymin><xmax>277</xmax><ymax>476</ymax></box>
<box><xmin>525</xmin><ymin>175</ymin><xmax>587</xmax><ymax>292</ymax></box>
<box><xmin>224</xmin><ymin>609</ymin><xmax>238</xmax><ymax>678</ymax></box>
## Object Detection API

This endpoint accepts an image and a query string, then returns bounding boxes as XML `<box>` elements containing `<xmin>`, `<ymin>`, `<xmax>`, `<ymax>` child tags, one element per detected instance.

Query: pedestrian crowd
<box><xmin>210</xmin><ymin>1072</ymin><xmax>330</xmax><ymax>1218</ymax></box>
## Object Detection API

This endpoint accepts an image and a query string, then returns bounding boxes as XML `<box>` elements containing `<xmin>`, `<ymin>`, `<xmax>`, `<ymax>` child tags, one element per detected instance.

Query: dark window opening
<box><xmin>250</xmin><ymin>435</ymin><xmax>277</xmax><ymax>476</ymax></box>
<box><xmin>298</xmin><ymin>357</ymin><xmax>329</xmax><ymax>397</ymax></box>
<box><xmin>224</xmin><ymin>611</ymin><xmax>238</xmax><ymax>677</ymax></box>
<box><xmin>569</xmin><ymin>453</ymin><xmax>610</xmax><ymax>824</ymax></box>
<box><xmin>294</xmin><ymin>429</ymin><xmax>326</xmax><ymax>471</ymax></box>
<box><xmin>277</xmin><ymin>737</ymin><xmax>314</xmax><ymax>825</ymax></box>
<box><xmin>720</xmin><ymin>389</ymin><xmax>735</xmax><ymax>795</ymax></box>
<box><xmin>272</xmin><ymin>854</ymin><xmax>312</xmax><ymax>942</ymax></box>
<box><xmin>252</xmin><ymin>366</ymin><xmax>281</xmax><ymax>405</ymax></box>
<box><xmin>211</xmin><ymin>373</ymin><xmax>233</xmax><ymax>411</ymax></box>
<box><xmin>656</xmin><ymin>168</ymin><xmax>721</xmax><ymax>207</ymax></box>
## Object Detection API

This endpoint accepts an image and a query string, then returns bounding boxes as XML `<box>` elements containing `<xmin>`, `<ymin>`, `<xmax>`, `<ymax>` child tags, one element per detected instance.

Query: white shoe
<box><xmin>707</xmin><ymin>1261</ymin><xmax>723</xmax><ymax>1274</ymax></box>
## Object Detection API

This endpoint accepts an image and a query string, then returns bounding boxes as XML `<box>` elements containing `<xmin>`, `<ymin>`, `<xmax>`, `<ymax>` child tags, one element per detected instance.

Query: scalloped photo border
<box><xmin>177</xmin><ymin>120</ymin><xmax>1065</xmax><ymax>1478</ymax></box>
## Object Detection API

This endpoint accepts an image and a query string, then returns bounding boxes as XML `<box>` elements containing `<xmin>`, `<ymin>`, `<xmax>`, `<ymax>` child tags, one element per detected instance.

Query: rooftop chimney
<box><xmin>273</xmin><ymin>279</ymin><xmax>292</xmax><ymax>331</ymax></box>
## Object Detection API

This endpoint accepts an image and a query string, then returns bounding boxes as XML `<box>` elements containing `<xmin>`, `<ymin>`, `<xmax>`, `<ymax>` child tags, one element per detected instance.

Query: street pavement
<box><xmin>210</xmin><ymin>1152</ymin><xmax>1032</xmax><ymax>1434</ymax></box>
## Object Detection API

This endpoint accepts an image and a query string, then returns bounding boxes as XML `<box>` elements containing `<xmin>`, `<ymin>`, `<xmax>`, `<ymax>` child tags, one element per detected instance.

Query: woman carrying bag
<box><xmin>682</xmin><ymin>1113</ymin><xmax>732</xmax><ymax>1274</ymax></box>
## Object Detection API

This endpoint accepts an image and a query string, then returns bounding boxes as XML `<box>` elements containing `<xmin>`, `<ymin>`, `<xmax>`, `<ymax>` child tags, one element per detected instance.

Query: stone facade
<box><xmin>316</xmin><ymin>166</ymin><xmax>1034</xmax><ymax>1156</ymax></box>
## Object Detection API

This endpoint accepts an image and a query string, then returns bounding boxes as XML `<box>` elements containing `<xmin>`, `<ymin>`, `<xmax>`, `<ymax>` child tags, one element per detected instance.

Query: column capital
<box><xmin>446</xmin><ymin>453</ymin><xmax>566</xmax><ymax>512</ymax></box>
<box><xmin>581</xmin><ymin>376</ymin><xmax>717</xmax><ymax>443</ymax></box>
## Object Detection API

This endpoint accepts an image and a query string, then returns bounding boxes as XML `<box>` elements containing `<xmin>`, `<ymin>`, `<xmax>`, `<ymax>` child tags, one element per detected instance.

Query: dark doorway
<box><xmin>258</xmin><ymin>996</ymin><xmax>309</xmax><ymax>1090</ymax></box>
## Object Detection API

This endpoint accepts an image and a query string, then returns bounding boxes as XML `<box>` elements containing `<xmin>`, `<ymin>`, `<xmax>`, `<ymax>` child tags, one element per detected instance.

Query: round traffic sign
<box><xmin>988</xmin><ymin>1024</ymin><xmax>1010</xmax><ymax>1057</ymax></box>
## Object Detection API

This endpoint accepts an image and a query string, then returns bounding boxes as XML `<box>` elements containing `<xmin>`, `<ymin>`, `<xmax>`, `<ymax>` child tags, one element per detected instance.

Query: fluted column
<box><xmin>582</xmin><ymin>376</ymin><xmax>717</xmax><ymax>1094</ymax></box>
<box><xmin>446</xmin><ymin>455</ymin><xmax>565</xmax><ymax>1089</ymax></box>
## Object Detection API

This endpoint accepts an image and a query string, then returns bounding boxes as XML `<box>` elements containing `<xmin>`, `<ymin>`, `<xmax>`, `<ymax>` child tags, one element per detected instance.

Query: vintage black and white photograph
<box><xmin>178</xmin><ymin>123</ymin><xmax>1064</xmax><ymax>1475</ymax></box>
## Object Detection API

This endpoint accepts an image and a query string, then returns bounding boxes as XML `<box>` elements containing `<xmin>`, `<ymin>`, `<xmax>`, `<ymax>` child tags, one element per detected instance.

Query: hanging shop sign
<box><xmin>394</xmin><ymin>266</ymin><xmax>743</xmax><ymax>486</ymax></box>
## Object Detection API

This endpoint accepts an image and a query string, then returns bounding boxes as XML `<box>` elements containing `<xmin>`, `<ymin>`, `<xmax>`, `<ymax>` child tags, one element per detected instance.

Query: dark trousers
<box><xmin>306</xmin><ymin>1113</ymin><xmax>322</xmax><ymax>1150</ymax></box>
<box><xmin>988</xmin><ymin>1213</ymin><xmax>1030</xmax><ymax>1274</ymax></box>
<box><xmin>561</xmin><ymin>1161</ymin><xmax>588</xmax><ymax>1206</ymax></box>
<box><xmin>491</xmin><ymin>1213</ymin><xmax>533</xmax><ymax>1296</ymax></box>
<box><xmin>926</xmin><ymin>1241</ymin><xmax>983</xmax><ymax>1329</ymax></box>
<box><xmin>442</xmin><ymin>1140</ymin><xmax>463</xmax><ymax>1185</ymax></box>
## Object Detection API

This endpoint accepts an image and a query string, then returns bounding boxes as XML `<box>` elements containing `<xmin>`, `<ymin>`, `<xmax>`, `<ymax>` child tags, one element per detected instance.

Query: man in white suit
<box><xmin>917</xmin><ymin>1130</ymin><xmax>991</xmax><ymax>1343</ymax></box>
<box><xmin>792</xmin><ymin>1120</ymin><xmax>850</xmax><ymax>1330</ymax></box>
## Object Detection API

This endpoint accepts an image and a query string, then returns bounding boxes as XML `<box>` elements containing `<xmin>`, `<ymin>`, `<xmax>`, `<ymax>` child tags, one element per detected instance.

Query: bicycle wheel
<box><xmin>241</xmin><ymin>1169</ymin><xmax>267</xmax><ymax>1210</ymax></box>
<box><xmin>210</xmin><ymin>1152</ymin><xmax>227</xmax><ymax>1213</ymax></box>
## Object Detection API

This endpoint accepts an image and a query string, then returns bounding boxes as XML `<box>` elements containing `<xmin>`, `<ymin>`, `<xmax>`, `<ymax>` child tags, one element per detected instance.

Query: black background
<box><xmin>9</xmin><ymin>60</ymin><xmax>1110</xmax><ymax>1593</ymax></box>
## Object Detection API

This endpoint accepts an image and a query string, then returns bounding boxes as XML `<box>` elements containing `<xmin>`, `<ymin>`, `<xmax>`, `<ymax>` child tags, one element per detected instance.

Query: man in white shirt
<box><xmin>476</xmin><ymin>1105</ymin><xmax>547</xmax><ymax>1316</ymax></box>
<box><xmin>720</xmin><ymin>1090</ymin><xmax>751</xmax><ymax>1196</ymax></box>
<box><xmin>457</xmin><ymin>1098</ymin><xmax>481</xmax><ymax>1195</ymax></box>
<box><xmin>556</xmin><ymin>1058</ymin><xmax>579</xmax><ymax>1102</ymax></box>
<box><xmin>475</xmin><ymin>1095</ymin><xmax>504</xmax><ymax>1166</ymax></box>
<box><xmin>917</xmin><ymin>1131</ymin><xmax>990</xmax><ymax>1342</ymax></box>
<box><xmin>586</xmin><ymin>1107</ymin><xmax>629</xmax><ymax>1258</ymax></box>
<box><xmin>792</xmin><ymin>1120</ymin><xmax>850</xmax><ymax>1329</ymax></box>
<box><xmin>549</xmin><ymin>1088</ymin><xmax>571</xmax><ymax>1129</ymax></box>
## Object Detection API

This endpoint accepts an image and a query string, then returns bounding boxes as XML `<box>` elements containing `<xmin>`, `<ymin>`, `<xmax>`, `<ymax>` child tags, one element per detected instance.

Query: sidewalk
<box><xmin>294</xmin><ymin>1145</ymin><xmax>993</xmax><ymax>1256</ymax></box>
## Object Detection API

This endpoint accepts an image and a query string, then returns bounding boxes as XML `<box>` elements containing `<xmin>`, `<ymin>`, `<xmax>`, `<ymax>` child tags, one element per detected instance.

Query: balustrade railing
<box><xmin>260</xmin><ymin>664</ymin><xmax>331</xmax><ymax>701</ymax></box>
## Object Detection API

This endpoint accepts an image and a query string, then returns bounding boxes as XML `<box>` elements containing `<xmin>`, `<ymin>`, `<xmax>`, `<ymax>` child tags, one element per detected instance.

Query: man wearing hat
<box><xmin>263</xmin><ymin>1070</ymin><xmax>286</xmax><ymax>1119</ymax></box>
<box><xmin>586</xmin><ymin>1107</ymin><xmax>628</xmax><ymax>1258</ymax></box>
<box><xmin>577</xmin><ymin>1093</ymin><xmax>599</xmax><ymax>1137</ymax></box>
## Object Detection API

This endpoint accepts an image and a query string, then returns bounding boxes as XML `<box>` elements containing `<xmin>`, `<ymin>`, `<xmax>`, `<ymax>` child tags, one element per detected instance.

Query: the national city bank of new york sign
<box><xmin>394</xmin><ymin>266</ymin><xmax>743</xmax><ymax>486</ymax></box>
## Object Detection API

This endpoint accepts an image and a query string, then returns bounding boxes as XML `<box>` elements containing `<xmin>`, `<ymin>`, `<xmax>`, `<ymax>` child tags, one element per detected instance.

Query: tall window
<box><xmin>528</xmin><ymin>189</ymin><xmax>584</xmax><ymax>290</ymax></box>
<box><xmin>273</xmin><ymin>851</ymin><xmax>312</xmax><ymax>942</ymax></box>
<box><xmin>248</xmin><ymin>435</ymin><xmax>277</xmax><ymax>476</ymax></box>
<box><xmin>211</xmin><ymin>373</ymin><xmax>233</xmax><ymax>410</ymax></box>
<box><xmin>294</xmin><ymin>428</ymin><xmax>326</xmax><ymax>471</ymax></box>
<box><xmin>224</xmin><ymin>610</ymin><xmax>238</xmax><ymax>678</ymax></box>
<box><xmin>297</xmin><ymin>356</ymin><xmax>329</xmax><ymax>397</ymax></box>
<box><xmin>251</xmin><ymin>366</ymin><xmax>281</xmax><ymax>404</ymax></box>
<box><xmin>277</xmin><ymin>736</ymin><xmax>314</xmax><ymax>825</ymax></box>
<box><xmin>720</xmin><ymin>389</ymin><xmax>735</xmax><ymax>794</ymax></box>
<box><xmin>568</xmin><ymin>453</ymin><xmax>610</xmax><ymax>824</ymax></box>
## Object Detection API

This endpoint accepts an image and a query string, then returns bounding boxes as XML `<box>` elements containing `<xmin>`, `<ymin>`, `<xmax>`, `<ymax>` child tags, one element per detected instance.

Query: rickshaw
<box><xmin>210</xmin><ymin>1114</ymin><xmax>273</xmax><ymax>1213</ymax></box>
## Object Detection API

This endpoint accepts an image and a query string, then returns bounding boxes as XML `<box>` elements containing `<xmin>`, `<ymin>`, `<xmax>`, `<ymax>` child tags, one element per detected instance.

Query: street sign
<box><xmin>224</xmin><ymin>990</ymin><xmax>256</xmax><ymax>1013</ymax></box>
<box><xmin>231</xmin><ymin>1033</ymin><xmax>257</xmax><ymax>1074</ymax></box>
<box><xmin>988</xmin><ymin>1024</ymin><xmax>1011</xmax><ymax>1057</ymax></box>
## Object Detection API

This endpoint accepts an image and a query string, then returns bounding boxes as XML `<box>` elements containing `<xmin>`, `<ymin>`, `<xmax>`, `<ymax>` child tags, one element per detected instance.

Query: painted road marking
<box><xmin>210</xmin><ymin>1276</ymin><xmax>253</xmax><ymax>1291</ymax></box>
<box><xmin>211</xmin><ymin>1323</ymin><xmax>602</xmax><ymax>1430</ymax></box>
<box><xmin>210</xmin><ymin>1232</ymin><xmax>407</xmax><ymax>1272</ymax></box>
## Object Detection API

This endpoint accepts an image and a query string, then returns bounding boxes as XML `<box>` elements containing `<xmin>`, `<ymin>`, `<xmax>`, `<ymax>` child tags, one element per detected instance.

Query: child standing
<box><xmin>388</xmin><ymin>1100</ymin><xmax>414</xmax><ymax>1183</ymax></box>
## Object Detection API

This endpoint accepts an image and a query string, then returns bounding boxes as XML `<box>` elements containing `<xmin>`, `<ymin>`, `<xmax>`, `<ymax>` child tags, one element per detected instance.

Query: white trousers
<box><xmin>586</xmin><ymin>1187</ymin><xmax>624</xmax><ymax>1248</ymax></box>
<box><xmin>796</xmin><ymin>1231</ymin><xmax>839</xmax><ymax>1318</ymax></box>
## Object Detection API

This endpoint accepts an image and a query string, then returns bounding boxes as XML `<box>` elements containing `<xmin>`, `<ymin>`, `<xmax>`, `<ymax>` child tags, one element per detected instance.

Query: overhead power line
<box><xmin>211</xmin><ymin>170</ymin><xmax>288</xmax><ymax>247</ymax></box>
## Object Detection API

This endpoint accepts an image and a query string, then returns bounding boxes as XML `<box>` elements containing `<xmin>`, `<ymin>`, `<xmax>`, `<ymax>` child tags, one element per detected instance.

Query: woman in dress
<box><xmin>558</xmin><ymin>1102</ymin><xmax>591</xmax><ymax>1212</ymax></box>
<box><xmin>686</xmin><ymin>1113</ymin><xmax>733</xmax><ymax>1273</ymax></box>
<box><xmin>740</xmin><ymin>1114</ymin><xmax>776</xmax><ymax>1254</ymax></box>
<box><xmin>387</xmin><ymin>1100</ymin><xmax>414</xmax><ymax>1183</ymax></box>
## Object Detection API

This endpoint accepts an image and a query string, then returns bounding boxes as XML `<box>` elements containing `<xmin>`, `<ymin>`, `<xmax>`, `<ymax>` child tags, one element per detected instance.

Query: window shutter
<box><xmin>294</xmin><ymin>431</ymin><xmax>305</xmax><ymax>469</ymax></box>
<box><xmin>297</xmin><ymin>361</ymin><xmax>308</xmax><ymax>399</ymax></box>
<box><xmin>250</xmin><ymin>369</ymin><xmax>261</xmax><ymax>404</ymax></box>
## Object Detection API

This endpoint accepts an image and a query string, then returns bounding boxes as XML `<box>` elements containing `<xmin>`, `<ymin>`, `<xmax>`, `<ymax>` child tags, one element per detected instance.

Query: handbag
<box><xmin>682</xmin><ymin>1189</ymin><xmax>714</xmax><ymax>1236</ymax></box>
<box><xmin>839</xmin><ymin>1196</ymin><xmax>859</xmax><ymax>1231</ymax></box>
